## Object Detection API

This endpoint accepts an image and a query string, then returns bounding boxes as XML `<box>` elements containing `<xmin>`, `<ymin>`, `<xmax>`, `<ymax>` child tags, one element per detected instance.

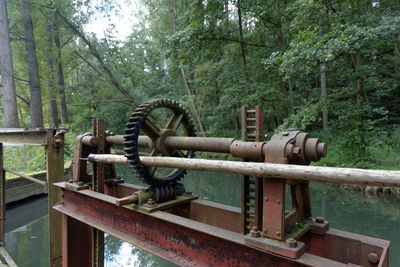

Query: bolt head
<box><xmin>264</xmin><ymin>197</ymin><xmax>269</xmax><ymax>202</ymax></box>
<box><xmin>68</xmin><ymin>179</ymin><xmax>73</xmax><ymax>183</ymax></box>
<box><xmin>250</xmin><ymin>226</ymin><xmax>260</xmax><ymax>238</ymax></box>
<box><xmin>276</xmin><ymin>200</ymin><xmax>281</xmax><ymax>204</ymax></box>
<box><xmin>282</xmin><ymin>131</ymin><xmax>289</xmax><ymax>136</ymax></box>
<box><xmin>286</xmin><ymin>238</ymin><xmax>297</xmax><ymax>248</ymax></box>
<box><xmin>315</xmin><ymin>217</ymin><xmax>325</xmax><ymax>224</ymax></box>
<box><xmin>77</xmin><ymin>181</ymin><xmax>84</xmax><ymax>186</ymax></box>
<box><xmin>147</xmin><ymin>198</ymin><xmax>155</xmax><ymax>205</ymax></box>
<box><xmin>276</xmin><ymin>231</ymin><xmax>281</xmax><ymax>236</ymax></box>
<box><xmin>293</xmin><ymin>147</ymin><xmax>301</xmax><ymax>155</ymax></box>
<box><xmin>367</xmin><ymin>252</ymin><xmax>380</xmax><ymax>264</ymax></box>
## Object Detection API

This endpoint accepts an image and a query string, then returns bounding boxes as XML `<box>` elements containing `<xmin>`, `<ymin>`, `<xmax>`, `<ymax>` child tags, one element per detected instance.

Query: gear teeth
<box><xmin>124</xmin><ymin>98</ymin><xmax>197</xmax><ymax>187</ymax></box>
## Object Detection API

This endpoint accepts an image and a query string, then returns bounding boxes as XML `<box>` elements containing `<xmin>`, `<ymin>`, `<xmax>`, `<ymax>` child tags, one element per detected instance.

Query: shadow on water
<box><xmin>4</xmin><ymin>166</ymin><xmax>400</xmax><ymax>266</ymax></box>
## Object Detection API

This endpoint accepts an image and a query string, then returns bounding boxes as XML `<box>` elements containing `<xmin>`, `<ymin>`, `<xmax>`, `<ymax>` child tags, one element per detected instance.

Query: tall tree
<box><xmin>21</xmin><ymin>0</ymin><xmax>44</xmax><ymax>128</ymax></box>
<box><xmin>319</xmin><ymin>14</ymin><xmax>328</xmax><ymax>132</ymax></box>
<box><xmin>53</xmin><ymin>14</ymin><xmax>68</xmax><ymax>125</ymax></box>
<box><xmin>169</xmin><ymin>0</ymin><xmax>205</xmax><ymax>136</ymax></box>
<box><xmin>0</xmin><ymin>0</ymin><xmax>20</xmax><ymax>127</ymax></box>
<box><xmin>45</xmin><ymin>12</ymin><xmax>58</xmax><ymax>128</ymax></box>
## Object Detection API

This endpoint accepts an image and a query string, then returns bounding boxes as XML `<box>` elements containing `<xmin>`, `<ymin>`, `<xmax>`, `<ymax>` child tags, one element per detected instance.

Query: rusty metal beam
<box><xmin>55</xmin><ymin>184</ymin><xmax>300</xmax><ymax>266</ymax></box>
<box><xmin>55</xmin><ymin>182</ymin><xmax>389</xmax><ymax>266</ymax></box>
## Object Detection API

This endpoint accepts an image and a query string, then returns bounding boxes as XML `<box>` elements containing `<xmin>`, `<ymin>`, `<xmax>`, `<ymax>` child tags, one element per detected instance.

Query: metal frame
<box><xmin>0</xmin><ymin>129</ymin><xmax>66</xmax><ymax>267</ymax></box>
<box><xmin>58</xmin><ymin>109</ymin><xmax>396</xmax><ymax>267</ymax></box>
<box><xmin>55</xmin><ymin>181</ymin><xmax>390</xmax><ymax>266</ymax></box>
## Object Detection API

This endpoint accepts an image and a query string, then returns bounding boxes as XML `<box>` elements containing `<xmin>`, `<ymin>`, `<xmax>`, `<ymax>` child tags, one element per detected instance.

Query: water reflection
<box><xmin>4</xmin><ymin>167</ymin><xmax>400</xmax><ymax>266</ymax></box>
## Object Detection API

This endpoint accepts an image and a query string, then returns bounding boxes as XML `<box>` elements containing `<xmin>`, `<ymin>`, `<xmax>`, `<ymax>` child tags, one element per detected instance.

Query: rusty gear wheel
<box><xmin>123</xmin><ymin>99</ymin><xmax>196</xmax><ymax>186</ymax></box>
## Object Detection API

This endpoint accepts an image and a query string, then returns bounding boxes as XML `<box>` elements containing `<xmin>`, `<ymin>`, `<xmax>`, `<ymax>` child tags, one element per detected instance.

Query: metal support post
<box><xmin>92</xmin><ymin>119</ymin><xmax>104</xmax><ymax>267</ymax></box>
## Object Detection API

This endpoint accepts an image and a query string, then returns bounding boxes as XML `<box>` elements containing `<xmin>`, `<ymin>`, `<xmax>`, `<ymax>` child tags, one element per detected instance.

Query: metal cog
<box><xmin>123</xmin><ymin>98</ymin><xmax>196</xmax><ymax>186</ymax></box>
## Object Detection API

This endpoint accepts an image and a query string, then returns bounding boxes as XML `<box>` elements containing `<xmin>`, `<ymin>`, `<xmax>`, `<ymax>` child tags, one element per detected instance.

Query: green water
<box><xmin>5</xmin><ymin>167</ymin><xmax>400</xmax><ymax>266</ymax></box>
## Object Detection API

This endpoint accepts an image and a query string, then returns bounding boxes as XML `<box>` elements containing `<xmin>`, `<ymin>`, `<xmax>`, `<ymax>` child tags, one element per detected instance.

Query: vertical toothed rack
<box><xmin>241</xmin><ymin>106</ymin><xmax>264</xmax><ymax>234</ymax></box>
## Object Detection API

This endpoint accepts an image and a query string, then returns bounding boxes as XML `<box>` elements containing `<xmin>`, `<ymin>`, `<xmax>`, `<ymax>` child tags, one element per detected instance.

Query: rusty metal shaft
<box><xmin>103</xmin><ymin>135</ymin><xmax>326</xmax><ymax>162</ymax></box>
<box><xmin>87</xmin><ymin>154</ymin><xmax>400</xmax><ymax>188</ymax></box>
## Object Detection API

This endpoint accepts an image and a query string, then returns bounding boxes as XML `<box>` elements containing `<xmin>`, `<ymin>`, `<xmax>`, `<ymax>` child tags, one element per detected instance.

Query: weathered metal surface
<box><xmin>62</xmin><ymin>214</ymin><xmax>93</xmax><ymax>267</ymax></box>
<box><xmin>106</xmin><ymin>135</ymin><xmax>152</xmax><ymax>148</ymax></box>
<box><xmin>230</xmin><ymin>140</ymin><xmax>265</xmax><ymax>160</ymax></box>
<box><xmin>47</xmin><ymin>130</ymin><xmax>65</xmax><ymax>267</ymax></box>
<box><xmin>299</xmin><ymin>228</ymin><xmax>389</xmax><ymax>267</ymax></box>
<box><xmin>93</xmin><ymin>119</ymin><xmax>105</xmax><ymax>267</ymax></box>
<box><xmin>245</xmin><ymin>234</ymin><xmax>306</xmax><ymax>259</ymax></box>
<box><xmin>164</xmin><ymin>136</ymin><xmax>234</xmax><ymax>153</ymax></box>
<box><xmin>55</xmin><ymin>185</ymin><xmax>301</xmax><ymax>267</ymax></box>
<box><xmin>72</xmin><ymin>133</ymin><xmax>94</xmax><ymax>183</ymax></box>
<box><xmin>55</xmin><ymin>181</ymin><xmax>390</xmax><ymax>266</ymax></box>
<box><xmin>263</xmin><ymin>179</ymin><xmax>286</xmax><ymax>240</ymax></box>
<box><xmin>81</xmin><ymin>135</ymin><xmax>98</xmax><ymax>147</ymax></box>
<box><xmin>87</xmin><ymin>154</ymin><xmax>400</xmax><ymax>187</ymax></box>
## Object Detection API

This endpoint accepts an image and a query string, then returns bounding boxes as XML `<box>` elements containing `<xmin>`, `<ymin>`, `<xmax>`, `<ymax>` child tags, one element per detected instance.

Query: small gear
<box><xmin>123</xmin><ymin>99</ymin><xmax>196</xmax><ymax>186</ymax></box>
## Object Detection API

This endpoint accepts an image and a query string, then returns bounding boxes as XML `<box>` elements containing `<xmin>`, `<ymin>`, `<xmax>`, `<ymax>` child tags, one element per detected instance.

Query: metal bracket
<box><xmin>245</xmin><ymin>234</ymin><xmax>306</xmax><ymax>259</ymax></box>
<box><xmin>126</xmin><ymin>195</ymin><xmax>198</xmax><ymax>213</ymax></box>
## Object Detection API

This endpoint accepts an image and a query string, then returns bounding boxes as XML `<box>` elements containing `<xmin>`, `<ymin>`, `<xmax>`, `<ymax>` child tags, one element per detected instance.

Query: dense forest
<box><xmin>0</xmin><ymin>0</ymin><xmax>399</xmax><ymax>169</ymax></box>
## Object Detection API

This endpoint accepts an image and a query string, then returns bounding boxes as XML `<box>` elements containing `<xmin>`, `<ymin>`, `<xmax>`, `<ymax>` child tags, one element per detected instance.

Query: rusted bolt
<box><xmin>276</xmin><ymin>231</ymin><xmax>281</xmax><ymax>236</ymax></box>
<box><xmin>367</xmin><ymin>252</ymin><xmax>380</xmax><ymax>264</ymax></box>
<box><xmin>147</xmin><ymin>198</ymin><xmax>155</xmax><ymax>206</ymax></box>
<box><xmin>292</xmin><ymin>147</ymin><xmax>301</xmax><ymax>155</ymax></box>
<box><xmin>315</xmin><ymin>217</ymin><xmax>325</xmax><ymax>224</ymax></box>
<box><xmin>276</xmin><ymin>200</ymin><xmax>281</xmax><ymax>204</ymax></box>
<box><xmin>282</xmin><ymin>131</ymin><xmax>289</xmax><ymax>136</ymax></box>
<box><xmin>77</xmin><ymin>181</ymin><xmax>84</xmax><ymax>186</ymax></box>
<box><xmin>250</xmin><ymin>226</ymin><xmax>260</xmax><ymax>238</ymax></box>
<box><xmin>285</xmin><ymin>238</ymin><xmax>297</xmax><ymax>248</ymax></box>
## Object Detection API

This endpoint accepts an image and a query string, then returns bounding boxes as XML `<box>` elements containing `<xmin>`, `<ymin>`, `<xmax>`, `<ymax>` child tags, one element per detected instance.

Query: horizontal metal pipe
<box><xmin>105</xmin><ymin>135</ymin><xmax>152</xmax><ymax>148</ymax></box>
<box><xmin>87</xmin><ymin>154</ymin><xmax>400</xmax><ymax>188</ymax></box>
<box><xmin>4</xmin><ymin>168</ymin><xmax>47</xmax><ymax>186</ymax></box>
<box><xmin>82</xmin><ymin>136</ymin><xmax>98</xmax><ymax>147</ymax></box>
<box><xmin>164</xmin><ymin>136</ymin><xmax>234</xmax><ymax>153</ymax></box>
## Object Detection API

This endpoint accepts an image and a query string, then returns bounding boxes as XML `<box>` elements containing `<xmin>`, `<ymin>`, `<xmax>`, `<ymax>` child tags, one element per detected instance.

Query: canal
<box><xmin>4</xmin><ymin>167</ymin><xmax>400</xmax><ymax>266</ymax></box>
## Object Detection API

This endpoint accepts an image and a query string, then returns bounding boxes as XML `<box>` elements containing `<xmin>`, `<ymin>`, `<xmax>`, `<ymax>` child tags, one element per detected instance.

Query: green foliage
<box><xmin>1</xmin><ymin>0</ymin><xmax>399</xmax><ymax>171</ymax></box>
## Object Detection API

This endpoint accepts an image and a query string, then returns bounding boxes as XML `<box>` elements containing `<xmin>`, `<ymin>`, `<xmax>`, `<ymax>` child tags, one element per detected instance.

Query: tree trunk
<box><xmin>237</xmin><ymin>0</ymin><xmax>249</xmax><ymax>82</ymax></box>
<box><xmin>319</xmin><ymin>15</ymin><xmax>328</xmax><ymax>132</ymax></box>
<box><xmin>53</xmin><ymin>14</ymin><xmax>68</xmax><ymax>125</ymax></box>
<box><xmin>21</xmin><ymin>0</ymin><xmax>44</xmax><ymax>128</ymax></box>
<box><xmin>320</xmin><ymin>63</ymin><xmax>328</xmax><ymax>132</ymax></box>
<box><xmin>0</xmin><ymin>0</ymin><xmax>20</xmax><ymax>127</ymax></box>
<box><xmin>45</xmin><ymin>12</ymin><xmax>58</xmax><ymax>128</ymax></box>
<box><xmin>275</xmin><ymin>0</ymin><xmax>288</xmax><ymax>118</ymax></box>
<box><xmin>169</xmin><ymin>0</ymin><xmax>205</xmax><ymax>136</ymax></box>
<box><xmin>288</xmin><ymin>78</ymin><xmax>294</xmax><ymax>114</ymax></box>
<box><xmin>394</xmin><ymin>30</ymin><xmax>399</xmax><ymax>73</ymax></box>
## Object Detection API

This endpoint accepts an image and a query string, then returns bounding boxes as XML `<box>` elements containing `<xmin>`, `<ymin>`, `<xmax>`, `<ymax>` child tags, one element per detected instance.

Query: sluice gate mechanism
<box><xmin>56</xmin><ymin>98</ymin><xmax>399</xmax><ymax>266</ymax></box>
